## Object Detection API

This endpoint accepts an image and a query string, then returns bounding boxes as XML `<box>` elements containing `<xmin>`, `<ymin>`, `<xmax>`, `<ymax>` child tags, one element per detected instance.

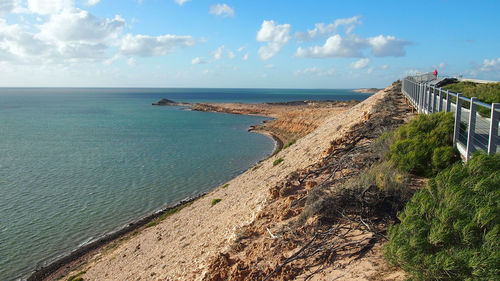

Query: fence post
<box><xmin>426</xmin><ymin>84</ymin><xmax>432</xmax><ymax>113</ymax></box>
<box><xmin>432</xmin><ymin>86</ymin><xmax>437</xmax><ymax>113</ymax></box>
<box><xmin>438</xmin><ymin>88</ymin><xmax>443</xmax><ymax>112</ymax></box>
<box><xmin>453</xmin><ymin>93</ymin><xmax>462</xmax><ymax>148</ymax></box>
<box><xmin>422</xmin><ymin>84</ymin><xmax>427</xmax><ymax>113</ymax></box>
<box><xmin>488</xmin><ymin>103</ymin><xmax>499</xmax><ymax>154</ymax></box>
<box><xmin>418</xmin><ymin>83</ymin><xmax>423</xmax><ymax>113</ymax></box>
<box><xmin>445</xmin><ymin>90</ymin><xmax>451</xmax><ymax>112</ymax></box>
<box><xmin>466</xmin><ymin>97</ymin><xmax>477</xmax><ymax>160</ymax></box>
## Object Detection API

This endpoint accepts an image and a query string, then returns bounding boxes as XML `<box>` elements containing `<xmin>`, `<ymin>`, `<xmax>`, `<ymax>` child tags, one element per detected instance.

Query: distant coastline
<box><xmin>353</xmin><ymin>88</ymin><xmax>382</xmax><ymax>94</ymax></box>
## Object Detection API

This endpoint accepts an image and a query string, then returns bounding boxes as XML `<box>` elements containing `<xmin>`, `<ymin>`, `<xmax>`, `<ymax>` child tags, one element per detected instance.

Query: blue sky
<box><xmin>0</xmin><ymin>0</ymin><xmax>499</xmax><ymax>88</ymax></box>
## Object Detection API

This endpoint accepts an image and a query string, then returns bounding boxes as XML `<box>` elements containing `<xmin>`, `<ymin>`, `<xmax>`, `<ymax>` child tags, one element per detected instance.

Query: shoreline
<box><xmin>26</xmin><ymin>104</ymin><xmax>293</xmax><ymax>281</ymax></box>
<box><xmin>30</xmin><ymin>99</ymin><xmax>359</xmax><ymax>281</ymax></box>
<box><xmin>27</xmin><ymin>193</ymin><xmax>207</xmax><ymax>281</ymax></box>
<box><xmin>28</xmin><ymin>127</ymin><xmax>282</xmax><ymax>281</ymax></box>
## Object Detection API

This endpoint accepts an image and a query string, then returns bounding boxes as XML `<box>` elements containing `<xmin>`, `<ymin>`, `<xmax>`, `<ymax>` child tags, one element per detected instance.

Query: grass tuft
<box><xmin>67</xmin><ymin>271</ymin><xmax>86</xmax><ymax>281</ymax></box>
<box><xmin>283</xmin><ymin>139</ymin><xmax>296</xmax><ymax>149</ymax></box>
<box><xmin>211</xmin><ymin>198</ymin><xmax>222</xmax><ymax>206</ymax></box>
<box><xmin>273</xmin><ymin>158</ymin><xmax>284</xmax><ymax>166</ymax></box>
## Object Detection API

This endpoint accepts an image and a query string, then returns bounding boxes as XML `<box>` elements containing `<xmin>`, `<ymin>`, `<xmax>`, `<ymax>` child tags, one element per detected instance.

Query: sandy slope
<box><xmin>61</xmin><ymin>86</ymin><xmax>392</xmax><ymax>281</ymax></box>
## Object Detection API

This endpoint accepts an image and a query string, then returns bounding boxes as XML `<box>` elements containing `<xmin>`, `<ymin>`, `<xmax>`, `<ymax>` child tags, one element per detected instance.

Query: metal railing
<box><xmin>402</xmin><ymin>75</ymin><xmax>499</xmax><ymax>160</ymax></box>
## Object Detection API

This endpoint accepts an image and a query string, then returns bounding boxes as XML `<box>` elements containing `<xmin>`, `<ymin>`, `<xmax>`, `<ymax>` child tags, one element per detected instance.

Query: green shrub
<box><xmin>388</xmin><ymin>112</ymin><xmax>459</xmax><ymax>176</ymax></box>
<box><xmin>67</xmin><ymin>271</ymin><xmax>86</xmax><ymax>281</ymax></box>
<box><xmin>385</xmin><ymin>153</ymin><xmax>500</xmax><ymax>280</ymax></box>
<box><xmin>443</xmin><ymin>81</ymin><xmax>500</xmax><ymax>117</ymax></box>
<box><xmin>145</xmin><ymin>221</ymin><xmax>157</xmax><ymax>228</ymax></box>
<box><xmin>211</xmin><ymin>198</ymin><xmax>222</xmax><ymax>206</ymax></box>
<box><xmin>283</xmin><ymin>139</ymin><xmax>296</xmax><ymax>149</ymax></box>
<box><xmin>273</xmin><ymin>158</ymin><xmax>284</xmax><ymax>166</ymax></box>
<box><xmin>221</xmin><ymin>183</ymin><xmax>229</xmax><ymax>188</ymax></box>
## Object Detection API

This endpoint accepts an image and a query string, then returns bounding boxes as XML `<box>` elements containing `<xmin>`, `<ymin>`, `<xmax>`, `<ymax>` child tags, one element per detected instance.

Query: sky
<box><xmin>0</xmin><ymin>0</ymin><xmax>499</xmax><ymax>88</ymax></box>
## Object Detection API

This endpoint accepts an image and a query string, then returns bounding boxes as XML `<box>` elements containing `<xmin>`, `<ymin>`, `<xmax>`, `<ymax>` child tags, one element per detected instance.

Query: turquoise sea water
<box><xmin>0</xmin><ymin>88</ymin><xmax>369</xmax><ymax>280</ymax></box>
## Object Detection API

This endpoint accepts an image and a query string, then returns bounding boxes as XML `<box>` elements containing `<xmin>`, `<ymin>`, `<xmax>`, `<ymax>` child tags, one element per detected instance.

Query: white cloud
<box><xmin>86</xmin><ymin>0</ymin><xmax>100</xmax><ymax>6</ymax></box>
<box><xmin>38</xmin><ymin>9</ymin><xmax>124</xmax><ymax>43</ymax></box>
<box><xmin>264</xmin><ymin>64</ymin><xmax>274</xmax><ymax>69</ymax></box>
<box><xmin>212</xmin><ymin>45</ymin><xmax>224</xmax><ymax>60</ymax></box>
<box><xmin>209</xmin><ymin>3</ymin><xmax>234</xmax><ymax>17</ymax></box>
<box><xmin>174</xmin><ymin>0</ymin><xmax>190</xmax><ymax>6</ymax></box>
<box><xmin>350</xmin><ymin>58</ymin><xmax>370</xmax><ymax>69</ymax></box>
<box><xmin>380</xmin><ymin>64</ymin><xmax>389</xmax><ymax>70</ymax></box>
<box><xmin>237</xmin><ymin>46</ymin><xmax>245</xmax><ymax>52</ymax></box>
<box><xmin>242</xmin><ymin>53</ymin><xmax>248</xmax><ymax>60</ymax></box>
<box><xmin>191</xmin><ymin>57</ymin><xmax>206</xmax><ymax>64</ymax></box>
<box><xmin>294</xmin><ymin>66</ymin><xmax>334</xmax><ymax>76</ymax></box>
<box><xmin>368</xmin><ymin>35</ymin><xmax>410</xmax><ymax>57</ymax></box>
<box><xmin>120</xmin><ymin>34</ymin><xmax>195</xmax><ymax>56</ymax></box>
<box><xmin>0</xmin><ymin>19</ymin><xmax>53</xmax><ymax>61</ymax></box>
<box><xmin>435</xmin><ymin>62</ymin><xmax>447</xmax><ymax>69</ymax></box>
<box><xmin>127</xmin><ymin>57</ymin><xmax>137</xmax><ymax>66</ymax></box>
<box><xmin>295</xmin><ymin>16</ymin><xmax>361</xmax><ymax>41</ymax></box>
<box><xmin>256</xmin><ymin>20</ymin><xmax>291</xmax><ymax>60</ymax></box>
<box><xmin>0</xmin><ymin>0</ymin><xmax>17</xmax><ymax>15</ymax></box>
<box><xmin>211</xmin><ymin>45</ymin><xmax>235</xmax><ymax>60</ymax></box>
<box><xmin>27</xmin><ymin>0</ymin><xmax>74</xmax><ymax>15</ymax></box>
<box><xmin>479</xmin><ymin>57</ymin><xmax>500</xmax><ymax>72</ymax></box>
<box><xmin>295</xmin><ymin>34</ymin><xmax>367</xmax><ymax>58</ymax></box>
<box><xmin>296</xmin><ymin>33</ymin><xmax>411</xmax><ymax>58</ymax></box>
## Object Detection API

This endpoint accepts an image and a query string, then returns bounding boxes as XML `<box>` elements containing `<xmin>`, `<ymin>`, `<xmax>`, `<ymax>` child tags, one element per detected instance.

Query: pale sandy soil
<box><xmin>59</xmin><ymin>85</ymin><xmax>403</xmax><ymax>281</ymax></box>
<box><xmin>191</xmin><ymin>100</ymin><xmax>358</xmax><ymax>146</ymax></box>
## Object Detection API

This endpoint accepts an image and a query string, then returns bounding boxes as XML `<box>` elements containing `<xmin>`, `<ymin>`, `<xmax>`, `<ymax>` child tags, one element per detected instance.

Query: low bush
<box><xmin>388</xmin><ymin>112</ymin><xmax>459</xmax><ymax>176</ymax></box>
<box><xmin>211</xmin><ymin>198</ymin><xmax>222</xmax><ymax>206</ymax></box>
<box><xmin>385</xmin><ymin>153</ymin><xmax>500</xmax><ymax>280</ymax></box>
<box><xmin>283</xmin><ymin>139</ymin><xmax>296</xmax><ymax>149</ymax></box>
<box><xmin>301</xmin><ymin>161</ymin><xmax>412</xmax><ymax>224</ymax></box>
<box><xmin>443</xmin><ymin>81</ymin><xmax>500</xmax><ymax>117</ymax></box>
<box><xmin>273</xmin><ymin>158</ymin><xmax>284</xmax><ymax>166</ymax></box>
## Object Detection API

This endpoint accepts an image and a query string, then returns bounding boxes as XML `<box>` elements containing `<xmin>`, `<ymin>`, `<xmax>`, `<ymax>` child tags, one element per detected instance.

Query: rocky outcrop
<box><xmin>152</xmin><ymin>98</ymin><xmax>177</xmax><ymax>106</ymax></box>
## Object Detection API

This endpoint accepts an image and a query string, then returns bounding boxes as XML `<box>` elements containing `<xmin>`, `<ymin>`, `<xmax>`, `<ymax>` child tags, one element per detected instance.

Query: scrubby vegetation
<box><xmin>385</xmin><ymin>153</ymin><xmax>500</xmax><ymax>280</ymax></box>
<box><xmin>283</xmin><ymin>139</ymin><xmax>296</xmax><ymax>149</ymax></box>
<box><xmin>273</xmin><ymin>158</ymin><xmax>284</xmax><ymax>166</ymax></box>
<box><xmin>211</xmin><ymin>198</ymin><xmax>222</xmax><ymax>206</ymax></box>
<box><xmin>302</xmin><ymin>161</ymin><xmax>412</xmax><ymax>225</ymax></box>
<box><xmin>67</xmin><ymin>271</ymin><xmax>86</xmax><ymax>281</ymax></box>
<box><xmin>443</xmin><ymin>81</ymin><xmax>500</xmax><ymax>104</ymax></box>
<box><xmin>387</xmin><ymin>112</ymin><xmax>459</xmax><ymax>177</ymax></box>
<box><xmin>443</xmin><ymin>81</ymin><xmax>500</xmax><ymax>116</ymax></box>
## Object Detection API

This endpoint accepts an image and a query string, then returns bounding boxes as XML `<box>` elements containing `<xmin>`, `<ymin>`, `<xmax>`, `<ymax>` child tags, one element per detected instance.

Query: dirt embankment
<box><xmin>202</xmin><ymin>83</ymin><xmax>416</xmax><ymax>281</ymax></box>
<box><xmin>55</xmin><ymin>84</ymin><xmax>417</xmax><ymax>281</ymax></box>
<box><xmin>192</xmin><ymin>100</ymin><xmax>359</xmax><ymax>147</ymax></box>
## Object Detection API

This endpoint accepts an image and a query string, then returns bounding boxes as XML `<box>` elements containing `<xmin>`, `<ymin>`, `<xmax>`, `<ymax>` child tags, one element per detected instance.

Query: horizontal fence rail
<box><xmin>402</xmin><ymin>75</ymin><xmax>500</xmax><ymax>160</ymax></box>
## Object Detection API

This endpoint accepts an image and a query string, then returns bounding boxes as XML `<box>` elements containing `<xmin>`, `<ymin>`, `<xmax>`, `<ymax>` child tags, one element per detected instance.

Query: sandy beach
<box><xmin>40</xmin><ymin>83</ymin><xmax>413</xmax><ymax>281</ymax></box>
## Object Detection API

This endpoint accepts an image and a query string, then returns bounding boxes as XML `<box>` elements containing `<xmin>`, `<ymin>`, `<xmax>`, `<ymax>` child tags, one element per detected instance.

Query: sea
<box><xmin>0</xmin><ymin>88</ymin><xmax>370</xmax><ymax>280</ymax></box>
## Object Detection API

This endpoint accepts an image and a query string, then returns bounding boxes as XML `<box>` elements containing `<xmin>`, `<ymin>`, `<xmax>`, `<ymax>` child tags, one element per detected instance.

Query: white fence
<box><xmin>402</xmin><ymin>76</ymin><xmax>499</xmax><ymax>160</ymax></box>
